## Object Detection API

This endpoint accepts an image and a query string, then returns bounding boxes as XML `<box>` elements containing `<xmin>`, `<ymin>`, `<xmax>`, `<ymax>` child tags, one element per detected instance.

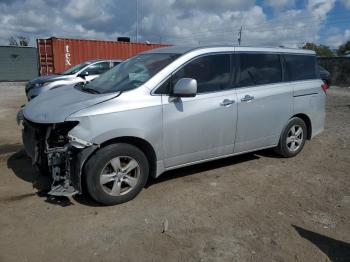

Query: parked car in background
<box><xmin>319</xmin><ymin>65</ymin><xmax>331</xmax><ymax>86</ymax></box>
<box><xmin>25</xmin><ymin>59</ymin><xmax>122</xmax><ymax>100</ymax></box>
<box><xmin>20</xmin><ymin>46</ymin><xmax>326</xmax><ymax>205</ymax></box>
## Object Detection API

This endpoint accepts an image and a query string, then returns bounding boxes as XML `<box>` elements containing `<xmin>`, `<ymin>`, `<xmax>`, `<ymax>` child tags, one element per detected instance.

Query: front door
<box><xmin>161</xmin><ymin>53</ymin><xmax>238</xmax><ymax>168</ymax></box>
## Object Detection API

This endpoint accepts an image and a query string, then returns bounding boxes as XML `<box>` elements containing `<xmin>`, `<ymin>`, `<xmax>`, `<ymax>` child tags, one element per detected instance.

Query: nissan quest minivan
<box><xmin>19</xmin><ymin>46</ymin><xmax>327</xmax><ymax>205</ymax></box>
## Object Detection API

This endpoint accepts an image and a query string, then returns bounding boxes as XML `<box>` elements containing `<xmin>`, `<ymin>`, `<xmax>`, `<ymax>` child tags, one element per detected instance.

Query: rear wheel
<box><xmin>84</xmin><ymin>143</ymin><xmax>149</xmax><ymax>205</ymax></box>
<box><xmin>275</xmin><ymin>117</ymin><xmax>307</xmax><ymax>158</ymax></box>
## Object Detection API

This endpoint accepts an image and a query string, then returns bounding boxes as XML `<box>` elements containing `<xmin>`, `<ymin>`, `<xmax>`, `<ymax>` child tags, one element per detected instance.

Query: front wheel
<box><xmin>275</xmin><ymin>117</ymin><xmax>307</xmax><ymax>158</ymax></box>
<box><xmin>84</xmin><ymin>143</ymin><xmax>149</xmax><ymax>205</ymax></box>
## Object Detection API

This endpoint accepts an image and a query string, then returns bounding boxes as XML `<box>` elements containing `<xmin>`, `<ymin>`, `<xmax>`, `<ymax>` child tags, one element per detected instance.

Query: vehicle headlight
<box><xmin>35</xmin><ymin>82</ymin><xmax>51</xmax><ymax>87</ymax></box>
<box><xmin>47</xmin><ymin>121</ymin><xmax>80</xmax><ymax>148</ymax></box>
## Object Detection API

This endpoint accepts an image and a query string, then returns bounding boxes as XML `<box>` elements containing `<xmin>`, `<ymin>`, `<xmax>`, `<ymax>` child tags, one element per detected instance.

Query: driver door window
<box><xmin>172</xmin><ymin>54</ymin><xmax>231</xmax><ymax>94</ymax></box>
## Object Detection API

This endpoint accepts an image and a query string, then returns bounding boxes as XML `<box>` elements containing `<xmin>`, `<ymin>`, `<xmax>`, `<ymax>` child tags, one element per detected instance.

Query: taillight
<box><xmin>321</xmin><ymin>83</ymin><xmax>328</xmax><ymax>93</ymax></box>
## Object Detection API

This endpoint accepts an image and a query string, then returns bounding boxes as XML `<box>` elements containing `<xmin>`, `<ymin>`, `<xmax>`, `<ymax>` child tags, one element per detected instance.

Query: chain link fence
<box><xmin>318</xmin><ymin>57</ymin><xmax>350</xmax><ymax>87</ymax></box>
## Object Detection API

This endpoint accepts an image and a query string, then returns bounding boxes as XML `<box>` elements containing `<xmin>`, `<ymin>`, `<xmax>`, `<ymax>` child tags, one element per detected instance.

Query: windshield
<box><xmin>61</xmin><ymin>61</ymin><xmax>93</xmax><ymax>75</ymax></box>
<box><xmin>84</xmin><ymin>53</ymin><xmax>179</xmax><ymax>94</ymax></box>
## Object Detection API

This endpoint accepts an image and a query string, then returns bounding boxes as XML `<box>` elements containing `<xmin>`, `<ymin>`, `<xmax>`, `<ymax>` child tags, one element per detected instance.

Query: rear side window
<box><xmin>239</xmin><ymin>53</ymin><xmax>282</xmax><ymax>87</ymax></box>
<box><xmin>171</xmin><ymin>54</ymin><xmax>231</xmax><ymax>94</ymax></box>
<box><xmin>99</xmin><ymin>62</ymin><xmax>112</xmax><ymax>73</ymax></box>
<box><xmin>83</xmin><ymin>62</ymin><xmax>111</xmax><ymax>75</ymax></box>
<box><xmin>113</xmin><ymin>61</ymin><xmax>121</xmax><ymax>67</ymax></box>
<box><xmin>284</xmin><ymin>55</ymin><xmax>317</xmax><ymax>81</ymax></box>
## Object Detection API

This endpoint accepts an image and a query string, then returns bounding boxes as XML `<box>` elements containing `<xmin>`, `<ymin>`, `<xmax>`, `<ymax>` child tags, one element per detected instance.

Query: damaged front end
<box><xmin>22</xmin><ymin>117</ymin><xmax>97</xmax><ymax>196</ymax></box>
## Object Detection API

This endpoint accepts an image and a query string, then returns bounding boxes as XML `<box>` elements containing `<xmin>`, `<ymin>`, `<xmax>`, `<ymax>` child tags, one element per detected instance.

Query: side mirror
<box><xmin>173</xmin><ymin>78</ymin><xmax>197</xmax><ymax>97</ymax></box>
<box><xmin>78</xmin><ymin>71</ymin><xmax>89</xmax><ymax>79</ymax></box>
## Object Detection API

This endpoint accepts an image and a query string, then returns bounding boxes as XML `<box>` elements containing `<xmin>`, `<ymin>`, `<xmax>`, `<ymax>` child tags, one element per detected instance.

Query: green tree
<box><xmin>337</xmin><ymin>41</ymin><xmax>350</xmax><ymax>56</ymax></box>
<box><xmin>8</xmin><ymin>36</ymin><xmax>30</xmax><ymax>47</ymax></box>
<box><xmin>302</xmin><ymin>43</ymin><xmax>334</xmax><ymax>57</ymax></box>
<box><xmin>18</xmin><ymin>36</ymin><xmax>29</xmax><ymax>46</ymax></box>
<box><xmin>8</xmin><ymin>36</ymin><xmax>18</xmax><ymax>46</ymax></box>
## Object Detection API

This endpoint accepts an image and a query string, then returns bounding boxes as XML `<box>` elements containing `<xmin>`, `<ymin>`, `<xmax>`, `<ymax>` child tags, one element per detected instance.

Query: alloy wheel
<box><xmin>99</xmin><ymin>156</ymin><xmax>140</xmax><ymax>196</ymax></box>
<box><xmin>286</xmin><ymin>124</ymin><xmax>304</xmax><ymax>152</ymax></box>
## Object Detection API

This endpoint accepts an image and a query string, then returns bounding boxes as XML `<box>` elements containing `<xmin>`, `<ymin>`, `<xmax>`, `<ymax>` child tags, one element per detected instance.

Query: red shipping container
<box><xmin>37</xmin><ymin>37</ymin><xmax>168</xmax><ymax>75</ymax></box>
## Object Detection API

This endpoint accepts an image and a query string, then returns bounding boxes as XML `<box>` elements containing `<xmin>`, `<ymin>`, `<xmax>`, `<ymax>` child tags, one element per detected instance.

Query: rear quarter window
<box><xmin>238</xmin><ymin>53</ymin><xmax>282</xmax><ymax>87</ymax></box>
<box><xmin>113</xmin><ymin>61</ymin><xmax>121</xmax><ymax>67</ymax></box>
<box><xmin>283</xmin><ymin>54</ymin><xmax>317</xmax><ymax>81</ymax></box>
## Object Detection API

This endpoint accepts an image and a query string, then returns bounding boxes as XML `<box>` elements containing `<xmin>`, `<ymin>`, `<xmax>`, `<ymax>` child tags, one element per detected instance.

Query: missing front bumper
<box><xmin>47</xmin><ymin>145</ymin><xmax>78</xmax><ymax>196</ymax></box>
<box><xmin>46</xmin><ymin>144</ymin><xmax>98</xmax><ymax>196</ymax></box>
<box><xmin>21</xmin><ymin>118</ymin><xmax>98</xmax><ymax>197</ymax></box>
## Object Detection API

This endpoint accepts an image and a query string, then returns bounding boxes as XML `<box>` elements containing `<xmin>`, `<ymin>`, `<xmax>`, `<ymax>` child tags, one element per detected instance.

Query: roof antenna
<box><xmin>238</xmin><ymin>26</ymin><xmax>243</xmax><ymax>46</ymax></box>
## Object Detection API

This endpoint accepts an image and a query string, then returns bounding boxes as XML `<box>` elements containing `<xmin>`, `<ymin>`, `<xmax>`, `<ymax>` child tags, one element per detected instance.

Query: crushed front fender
<box><xmin>70</xmin><ymin>145</ymin><xmax>98</xmax><ymax>193</ymax></box>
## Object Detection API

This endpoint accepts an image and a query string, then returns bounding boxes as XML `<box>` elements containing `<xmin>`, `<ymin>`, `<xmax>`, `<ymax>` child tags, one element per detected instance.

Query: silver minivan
<box><xmin>20</xmin><ymin>46</ymin><xmax>327</xmax><ymax>205</ymax></box>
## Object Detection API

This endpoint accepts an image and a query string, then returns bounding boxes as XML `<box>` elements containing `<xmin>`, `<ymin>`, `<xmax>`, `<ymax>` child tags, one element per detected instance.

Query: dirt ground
<box><xmin>0</xmin><ymin>82</ymin><xmax>349</xmax><ymax>262</ymax></box>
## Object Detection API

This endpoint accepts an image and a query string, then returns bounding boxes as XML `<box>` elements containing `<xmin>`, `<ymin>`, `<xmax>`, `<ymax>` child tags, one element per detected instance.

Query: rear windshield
<box><xmin>283</xmin><ymin>54</ymin><xmax>317</xmax><ymax>81</ymax></box>
<box><xmin>84</xmin><ymin>53</ymin><xmax>180</xmax><ymax>94</ymax></box>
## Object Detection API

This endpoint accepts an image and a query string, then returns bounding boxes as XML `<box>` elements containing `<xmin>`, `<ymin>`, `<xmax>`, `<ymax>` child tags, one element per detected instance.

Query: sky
<box><xmin>0</xmin><ymin>0</ymin><xmax>349</xmax><ymax>48</ymax></box>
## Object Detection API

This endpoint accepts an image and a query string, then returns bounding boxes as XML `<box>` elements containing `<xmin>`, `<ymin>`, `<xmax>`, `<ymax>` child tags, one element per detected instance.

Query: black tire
<box><xmin>275</xmin><ymin>117</ymin><xmax>307</xmax><ymax>158</ymax></box>
<box><xmin>84</xmin><ymin>143</ymin><xmax>149</xmax><ymax>205</ymax></box>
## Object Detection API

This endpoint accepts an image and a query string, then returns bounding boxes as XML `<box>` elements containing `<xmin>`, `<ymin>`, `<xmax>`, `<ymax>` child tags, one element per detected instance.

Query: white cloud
<box><xmin>326</xmin><ymin>29</ymin><xmax>350</xmax><ymax>47</ymax></box>
<box><xmin>173</xmin><ymin>0</ymin><xmax>255</xmax><ymax>12</ymax></box>
<box><xmin>139</xmin><ymin>5</ymin><xmax>267</xmax><ymax>45</ymax></box>
<box><xmin>0</xmin><ymin>0</ymin><xmax>129</xmax><ymax>45</ymax></box>
<box><xmin>137</xmin><ymin>2</ymin><xmax>328</xmax><ymax>47</ymax></box>
<box><xmin>64</xmin><ymin>0</ymin><xmax>112</xmax><ymax>21</ymax></box>
<box><xmin>266</xmin><ymin>0</ymin><xmax>295</xmax><ymax>9</ymax></box>
<box><xmin>341</xmin><ymin>0</ymin><xmax>350</xmax><ymax>8</ymax></box>
<box><xmin>0</xmin><ymin>0</ymin><xmax>347</xmax><ymax>49</ymax></box>
<box><xmin>308</xmin><ymin>0</ymin><xmax>336</xmax><ymax>20</ymax></box>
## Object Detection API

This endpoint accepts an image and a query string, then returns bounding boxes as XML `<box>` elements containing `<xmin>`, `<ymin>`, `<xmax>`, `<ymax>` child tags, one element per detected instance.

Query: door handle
<box><xmin>220</xmin><ymin>99</ymin><xmax>235</xmax><ymax>107</ymax></box>
<box><xmin>241</xmin><ymin>95</ymin><xmax>254</xmax><ymax>102</ymax></box>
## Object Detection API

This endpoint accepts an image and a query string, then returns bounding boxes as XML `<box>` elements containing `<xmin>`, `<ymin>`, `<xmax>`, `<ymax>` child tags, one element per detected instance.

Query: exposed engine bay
<box><xmin>21</xmin><ymin>116</ymin><xmax>97</xmax><ymax>196</ymax></box>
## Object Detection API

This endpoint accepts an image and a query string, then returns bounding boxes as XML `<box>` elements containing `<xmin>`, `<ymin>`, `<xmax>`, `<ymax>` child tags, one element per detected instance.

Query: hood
<box><xmin>23</xmin><ymin>85</ymin><xmax>120</xmax><ymax>123</ymax></box>
<box><xmin>28</xmin><ymin>74</ymin><xmax>74</xmax><ymax>85</ymax></box>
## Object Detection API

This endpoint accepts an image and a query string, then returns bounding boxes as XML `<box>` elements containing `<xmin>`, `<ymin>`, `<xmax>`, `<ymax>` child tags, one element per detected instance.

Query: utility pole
<box><xmin>136</xmin><ymin>0</ymin><xmax>139</xmax><ymax>42</ymax></box>
<box><xmin>238</xmin><ymin>26</ymin><xmax>242</xmax><ymax>46</ymax></box>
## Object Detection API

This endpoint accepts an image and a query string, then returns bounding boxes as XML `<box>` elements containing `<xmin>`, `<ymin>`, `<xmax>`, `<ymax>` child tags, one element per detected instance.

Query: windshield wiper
<box><xmin>82</xmin><ymin>87</ymin><xmax>101</xmax><ymax>94</ymax></box>
<box><xmin>74</xmin><ymin>82</ymin><xmax>85</xmax><ymax>89</ymax></box>
<box><xmin>74</xmin><ymin>82</ymin><xmax>100</xmax><ymax>94</ymax></box>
